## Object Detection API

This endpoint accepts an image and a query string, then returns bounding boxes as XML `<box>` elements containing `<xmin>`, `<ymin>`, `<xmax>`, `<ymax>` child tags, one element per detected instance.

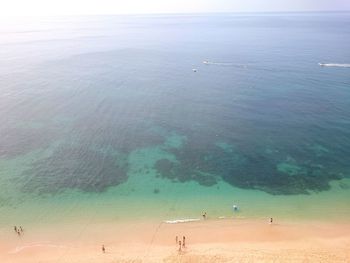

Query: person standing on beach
<box><xmin>202</xmin><ymin>212</ymin><xmax>207</xmax><ymax>220</ymax></box>
<box><xmin>178</xmin><ymin>241</ymin><xmax>182</xmax><ymax>252</ymax></box>
<box><xmin>182</xmin><ymin>236</ymin><xmax>186</xmax><ymax>248</ymax></box>
<box><xmin>270</xmin><ymin>218</ymin><xmax>273</xmax><ymax>224</ymax></box>
<box><xmin>102</xmin><ymin>244</ymin><xmax>105</xmax><ymax>253</ymax></box>
<box><xmin>14</xmin><ymin>226</ymin><xmax>17</xmax><ymax>232</ymax></box>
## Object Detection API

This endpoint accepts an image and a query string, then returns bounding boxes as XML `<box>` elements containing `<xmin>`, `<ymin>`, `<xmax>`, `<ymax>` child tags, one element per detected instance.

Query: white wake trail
<box><xmin>319</xmin><ymin>63</ymin><xmax>350</xmax><ymax>68</ymax></box>
<box><xmin>203</xmin><ymin>60</ymin><xmax>247</xmax><ymax>68</ymax></box>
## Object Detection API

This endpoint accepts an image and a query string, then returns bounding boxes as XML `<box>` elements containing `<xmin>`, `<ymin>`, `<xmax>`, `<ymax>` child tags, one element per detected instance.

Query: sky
<box><xmin>0</xmin><ymin>0</ymin><xmax>349</xmax><ymax>16</ymax></box>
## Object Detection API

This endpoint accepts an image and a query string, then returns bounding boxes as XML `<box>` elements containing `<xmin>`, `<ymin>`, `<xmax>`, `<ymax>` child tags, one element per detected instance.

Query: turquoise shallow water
<box><xmin>1</xmin><ymin>133</ymin><xmax>350</xmax><ymax>227</ymax></box>
<box><xmin>0</xmin><ymin>13</ymin><xmax>350</xmax><ymax>230</ymax></box>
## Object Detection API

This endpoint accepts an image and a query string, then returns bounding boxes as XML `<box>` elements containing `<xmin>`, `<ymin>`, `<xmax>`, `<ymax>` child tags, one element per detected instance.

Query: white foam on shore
<box><xmin>9</xmin><ymin>243</ymin><xmax>67</xmax><ymax>254</ymax></box>
<box><xmin>164</xmin><ymin>218</ymin><xmax>201</xmax><ymax>224</ymax></box>
<box><xmin>318</xmin><ymin>63</ymin><xmax>350</xmax><ymax>68</ymax></box>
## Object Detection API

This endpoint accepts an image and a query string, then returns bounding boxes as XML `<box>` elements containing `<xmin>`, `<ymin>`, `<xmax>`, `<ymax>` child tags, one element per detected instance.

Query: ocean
<box><xmin>0</xmin><ymin>12</ymin><xmax>350</xmax><ymax>229</ymax></box>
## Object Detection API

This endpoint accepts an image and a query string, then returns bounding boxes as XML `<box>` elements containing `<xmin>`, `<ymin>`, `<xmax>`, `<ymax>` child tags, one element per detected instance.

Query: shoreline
<box><xmin>1</xmin><ymin>218</ymin><xmax>350</xmax><ymax>262</ymax></box>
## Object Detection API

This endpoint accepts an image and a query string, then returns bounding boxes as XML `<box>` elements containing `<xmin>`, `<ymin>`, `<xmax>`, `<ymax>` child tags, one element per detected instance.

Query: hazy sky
<box><xmin>1</xmin><ymin>0</ymin><xmax>350</xmax><ymax>16</ymax></box>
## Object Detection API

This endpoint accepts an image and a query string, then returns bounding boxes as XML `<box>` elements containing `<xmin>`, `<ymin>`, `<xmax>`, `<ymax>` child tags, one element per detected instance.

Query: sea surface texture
<box><xmin>0</xmin><ymin>13</ymin><xmax>350</xmax><ymax>225</ymax></box>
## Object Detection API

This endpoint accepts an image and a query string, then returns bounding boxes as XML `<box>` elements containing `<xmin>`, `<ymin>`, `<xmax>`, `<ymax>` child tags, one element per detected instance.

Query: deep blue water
<box><xmin>0</xmin><ymin>12</ymin><xmax>350</xmax><ymax>198</ymax></box>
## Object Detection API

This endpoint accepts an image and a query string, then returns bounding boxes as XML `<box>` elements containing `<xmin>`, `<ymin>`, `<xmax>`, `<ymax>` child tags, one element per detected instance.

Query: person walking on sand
<box><xmin>182</xmin><ymin>236</ymin><xmax>186</xmax><ymax>248</ymax></box>
<box><xmin>270</xmin><ymin>217</ymin><xmax>273</xmax><ymax>224</ymax></box>
<box><xmin>178</xmin><ymin>241</ymin><xmax>182</xmax><ymax>252</ymax></box>
<box><xmin>14</xmin><ymin>226</ymin><xmax>17</xmax><ymax>233</ymax></box>
<box><xmin>102</xmin><ymin>244</ymin><xmax>105</xmax><ymax>253</ymax></box>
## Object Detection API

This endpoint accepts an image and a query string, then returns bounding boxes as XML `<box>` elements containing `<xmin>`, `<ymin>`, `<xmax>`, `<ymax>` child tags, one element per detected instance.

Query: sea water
<box><xmin>0</xmin><ymin>13</ymin><xmax>350</xmax><ymax>230</ymax></box>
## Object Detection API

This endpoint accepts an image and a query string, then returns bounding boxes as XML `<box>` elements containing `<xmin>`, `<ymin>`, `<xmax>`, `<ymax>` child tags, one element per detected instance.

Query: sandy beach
<box><xmin>1</xmin><ymin>219</ymin><xmax>350</xmax><ymax>262</ymax></box>
<box><xmin>1</xmin><ymin>8</ymin><xmax>350</xmax><ymax>263</ymax></box>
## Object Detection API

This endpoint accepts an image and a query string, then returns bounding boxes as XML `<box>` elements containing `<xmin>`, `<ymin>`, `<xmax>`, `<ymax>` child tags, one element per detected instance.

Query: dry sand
<box><xmin>1</xmin><ymin>219</ymin><xmax>350</xmax><ymax>262</ymax></box>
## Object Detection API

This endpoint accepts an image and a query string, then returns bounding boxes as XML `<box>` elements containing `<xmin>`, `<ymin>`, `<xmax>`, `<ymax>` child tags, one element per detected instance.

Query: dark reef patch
<box><xmin>155</xmin><ymin>158</ymin><xmax>218</xmax><ymax>186</ymax></box>
<box><xmin>154</xmin><ymin>137</ymin><xmax>345</xmax><ymax>195</ymax></box>
<box><xmin>21</xmin><ymin>145</ymin><xmax>128</xmax><ymax>194</ymax></box>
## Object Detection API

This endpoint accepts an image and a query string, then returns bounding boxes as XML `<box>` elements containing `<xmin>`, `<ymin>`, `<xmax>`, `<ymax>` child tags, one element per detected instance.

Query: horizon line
<box><xmin>1</xmin><ymin>10</ymin><xmax>350</xmax><ymax>18</ymax></box>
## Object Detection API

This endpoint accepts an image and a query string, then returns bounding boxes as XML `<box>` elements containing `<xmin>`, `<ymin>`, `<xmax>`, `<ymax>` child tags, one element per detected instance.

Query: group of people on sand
<box><xmin>101</xmin><ymin>236</ymin><xmax>188</xmax><ymax>254</ymax></box>
<box><xmin>14</xmin><ymin>226</ymin><xmax>24</xmax><ymax>236</ymax></box>
<box><xmin>175</xmin><ymin>235</ymin><xmax>186</xmax><ymax>252</ymax></box>
<box><xmin>99</xmin><ymin>212</ymin><xmax>274</xmax><ymax>254</ymax></box>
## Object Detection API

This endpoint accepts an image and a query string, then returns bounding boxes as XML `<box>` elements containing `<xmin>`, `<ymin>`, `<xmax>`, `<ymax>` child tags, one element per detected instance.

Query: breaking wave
<box><xmin>164</xmin><ymin>218</ymin><xmax>201</xmax><ymax>224</ymax></box>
